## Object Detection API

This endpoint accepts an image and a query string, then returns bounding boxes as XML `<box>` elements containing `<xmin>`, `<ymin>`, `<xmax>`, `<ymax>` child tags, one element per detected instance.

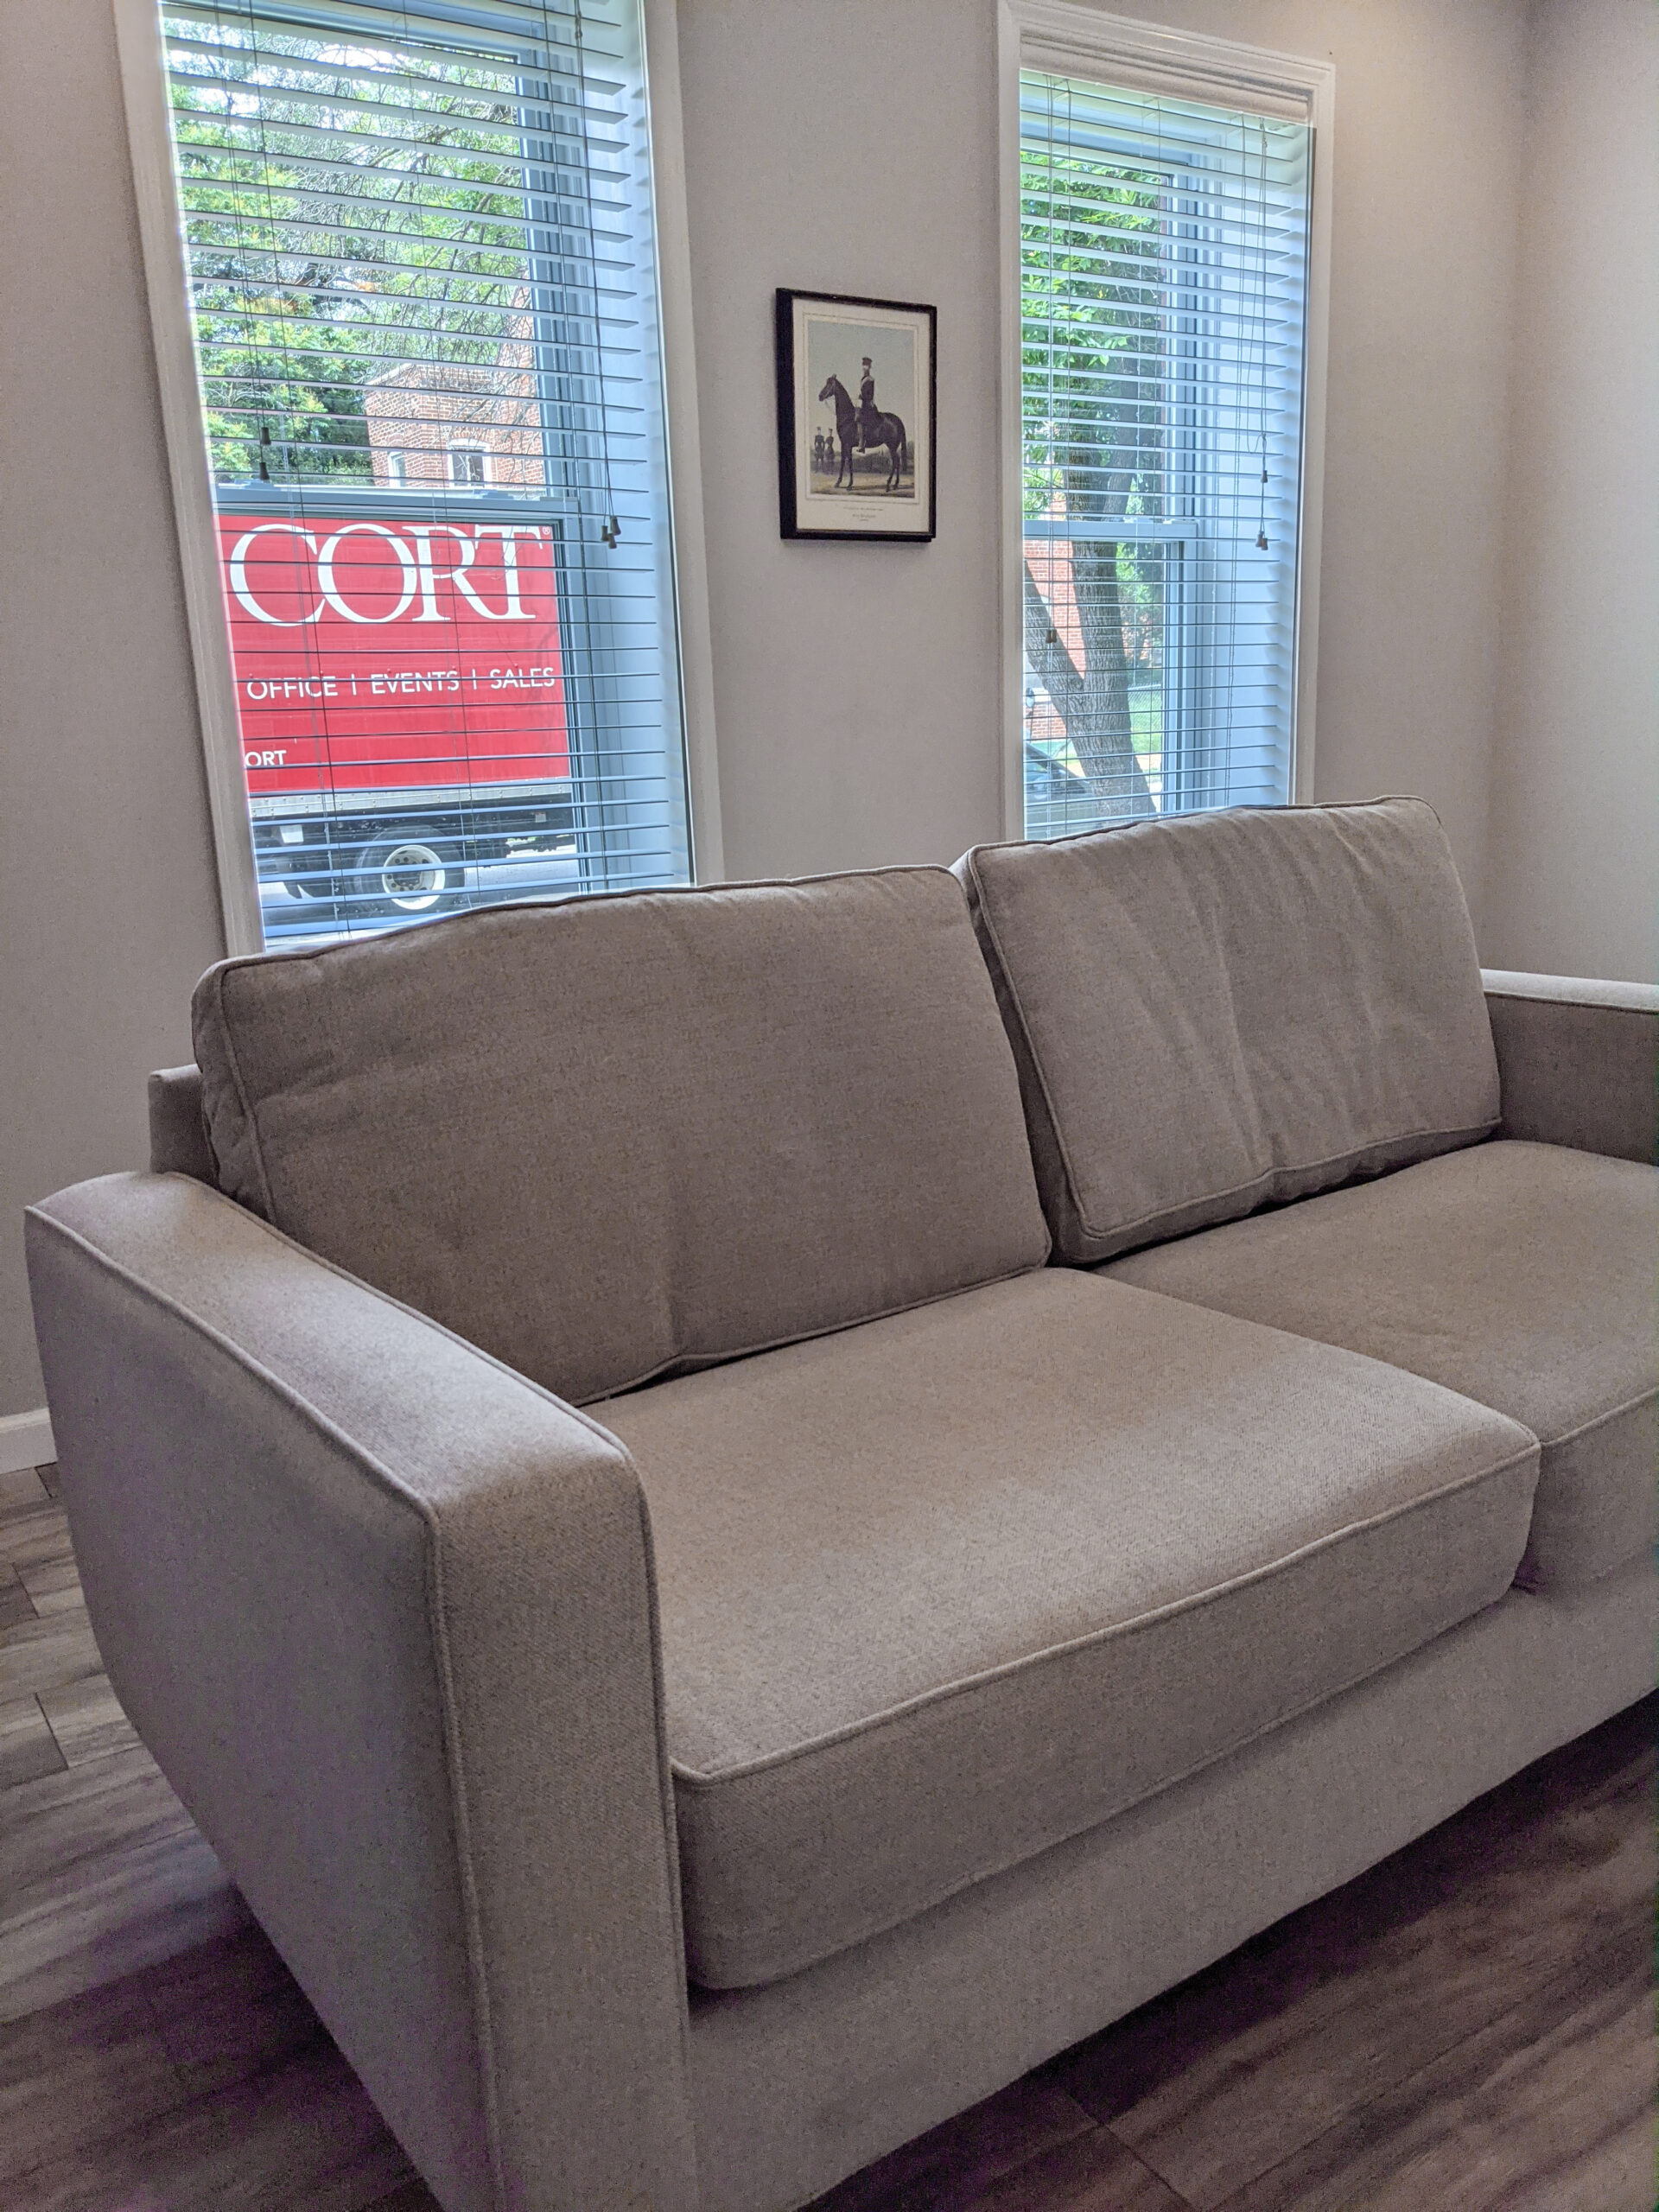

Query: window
<box><xmin>145</xmin><ymin>0</ymin><xmax>694</xmax><ymax>945</ymax></box>
<box><xmin>1005</xmin><ymin>11</ymin><xmax>1331</xmax><ymax>839</ymax></box>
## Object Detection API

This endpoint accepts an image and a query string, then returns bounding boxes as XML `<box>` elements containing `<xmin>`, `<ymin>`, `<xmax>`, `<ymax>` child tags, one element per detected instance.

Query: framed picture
<box><xmin>775</xmin><ymin>289</ymin><xmax>937</xmax><ymax>541</ymax></box>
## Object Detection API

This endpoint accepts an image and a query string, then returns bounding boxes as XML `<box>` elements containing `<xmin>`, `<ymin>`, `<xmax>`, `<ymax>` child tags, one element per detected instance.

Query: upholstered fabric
<box><xmin>957</xmin><ymin>798</ymin><xmax>1500</xmax><ymax>1263</ymax></box>
<box><xmin>190</xmin><ymin>870</ymin><xmax>1050</xmax><ymax>1407</ymax></box>
<box><xmin>689</xmin><ymin>1559</ymin><xmax>1657</xmax><ymax>2212</ymax></box>
<box><xmin>1106</xmin><ymin>1141</ymin><xmax>1658</xmax><ymax>1590</ymax></box>
<box><xmin>601</xmin><ymin>1268</ymin><xmax>1537</xmax><ymax>1990</ymax></box>
<box><xmin>147</xmin><ymin>1065</ymin><xmax>213</xmax><ymax>1181</ymax></box>
<box><xmin>26</xmin><ymin>1172</ymin><xmax>698</xmax><ymax>2212</ymax></box>
<box><xmin>1484</xmin><ymin>972</ymin><xmax>1659</xmax><ymax>1166</ymax></box>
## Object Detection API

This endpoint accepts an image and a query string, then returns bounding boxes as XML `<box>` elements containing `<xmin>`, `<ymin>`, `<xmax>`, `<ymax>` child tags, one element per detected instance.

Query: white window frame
<box><xmin>112</xmin><ymin>0</ymin><xmax>723</xmax><ymax>955</ymax></box>
<box><xmin>998</xmin><ymin>2</ymin><xmax>1334</xmax><ymax>837</ymax></box>
<box><xmin>447</xmin><ymin>442</ymin><xmax>491</xmax><ymax>488</ymax></box>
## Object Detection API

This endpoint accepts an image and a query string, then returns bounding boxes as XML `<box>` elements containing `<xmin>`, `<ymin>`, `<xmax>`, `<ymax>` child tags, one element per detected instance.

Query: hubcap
<box><xmin>377</xmin><ymin>842</ymin><xmax>448</xmax><ymax>911</ymax></box>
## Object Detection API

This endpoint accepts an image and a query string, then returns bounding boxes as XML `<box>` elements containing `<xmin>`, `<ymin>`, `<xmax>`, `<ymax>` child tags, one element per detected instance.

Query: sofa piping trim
<box><xmin>683</xmin><ymin>1583</ymin><xmax>1549</xmax><ymax>1989</ymax></box>
<box><xmin>1519</xmin><ymin>1378</ymin><xmax>1659</xmax><ymax>1454</ymax></box>
<box><xmin>1511</xmin><ymin>1379</ymin><xmax>1659</xmax><ymax>1598</ymax></box>
<box><xmin>666</xmin><ymin>1416</ymin><xmax>1540</xmax><ymax>1789</ymax></box>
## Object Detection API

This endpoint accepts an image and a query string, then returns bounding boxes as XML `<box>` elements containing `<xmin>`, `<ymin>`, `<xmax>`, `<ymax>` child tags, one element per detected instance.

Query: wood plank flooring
<box><xmin>3</xmin><ymin>1462</ymin><xmax>1653</xmax><ymax>2210</ymax></box>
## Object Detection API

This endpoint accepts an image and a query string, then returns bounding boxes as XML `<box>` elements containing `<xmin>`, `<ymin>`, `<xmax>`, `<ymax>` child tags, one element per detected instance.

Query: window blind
<box><xmin>1019</xmin><ymin>69</ymin><xmax>1312</xmax><ymax>837</ymax></box>
<box><xmin>162</xmin><ymin>0</ymin><xmax>690</xmax><ymax>942</ymax></box>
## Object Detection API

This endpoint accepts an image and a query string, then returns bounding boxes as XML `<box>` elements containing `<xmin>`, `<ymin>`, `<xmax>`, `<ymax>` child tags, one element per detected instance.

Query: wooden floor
<box><xmin>3</xmin><ymin>1459</ymin><xmax>1654</xmax><ymax>2211</ymax></box>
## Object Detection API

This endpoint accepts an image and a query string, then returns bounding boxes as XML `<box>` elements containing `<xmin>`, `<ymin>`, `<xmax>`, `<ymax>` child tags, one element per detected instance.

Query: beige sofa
<box><xmin>26</xmin><ymin>798</ymin><xmax>1656</xmax><ymax>2212</ymax></box>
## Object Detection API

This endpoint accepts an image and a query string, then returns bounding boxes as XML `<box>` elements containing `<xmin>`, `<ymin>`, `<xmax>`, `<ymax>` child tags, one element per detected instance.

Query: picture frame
<box><xmin>775</xmin><ymin>289</ymin><xmax>937</xmax><ymax>541</ymax></box>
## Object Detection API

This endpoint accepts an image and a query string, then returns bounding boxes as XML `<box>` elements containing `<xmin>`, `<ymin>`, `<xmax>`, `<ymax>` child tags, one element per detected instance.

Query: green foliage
<box><xmin>1020</xmin><ymin>137</ymin><xmax>1166</xmax><ymax>524</ymax></box>
<box><xmin>1020</xmin><ymin>130</ymin><xmax>1170</xmax><ymax>690</ymax></box>
<box><xmin>166</xmin><ymin>15</ymin><xmax>553</xmax><ymax>484</ymax></box>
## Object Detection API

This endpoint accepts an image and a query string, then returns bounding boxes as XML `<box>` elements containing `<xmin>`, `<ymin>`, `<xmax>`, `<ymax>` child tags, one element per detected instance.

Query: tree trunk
<box><xmin>1071</xmin><ymin>532</ymin><xmax>1153</xmax><ymax>817</ymax></box>
<box><xmin>1022</xmin><ymin>551</ymin><xmax>1154</xmax><ymax>821</ymax></box>
<box><xmin>1022</xmin><ymin>442</ymin><xmax>1154</xmax><ymax>820</ymax></box>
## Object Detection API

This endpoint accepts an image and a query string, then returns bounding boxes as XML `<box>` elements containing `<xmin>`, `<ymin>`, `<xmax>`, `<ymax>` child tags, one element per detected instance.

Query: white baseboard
<box><xmin>0</xmin><ymin>1408</ymin><xmax>54</xmax><ymax>1477</ymax></box>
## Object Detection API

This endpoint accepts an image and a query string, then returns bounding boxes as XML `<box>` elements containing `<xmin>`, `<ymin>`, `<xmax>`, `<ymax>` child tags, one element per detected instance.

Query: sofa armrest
<box><xmin>25</xmin><ymin>1173</ymin><xmax>697</xmax><ymax>2212</ymax></box>
<box><xmin>1482</xmin><ymin>969</ymin><xmax>1658</xmax><ymax>1165</ymax></box>
<box><xmin>147</xmin><ymin>1065</ymin><xmax>214</xmax><ymax>1181</ymax></box>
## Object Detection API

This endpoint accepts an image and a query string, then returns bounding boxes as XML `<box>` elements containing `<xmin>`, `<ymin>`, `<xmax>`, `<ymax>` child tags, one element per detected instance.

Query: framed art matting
<box><xmin>775</xmin><ymin>289</ymin><xmax>937</xmax><ymax>541</ymax></box>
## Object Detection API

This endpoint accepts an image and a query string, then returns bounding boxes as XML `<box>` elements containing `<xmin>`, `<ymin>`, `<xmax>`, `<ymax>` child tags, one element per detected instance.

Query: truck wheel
<box><xmin>283</xmin><ymin>874</ymin><xmax>339</xmax><ymax>903</ymax></box>
<box><xmin>352</xmin><ymin>833</ymin><xmax>462</xmax><ymax>918</ymax></box>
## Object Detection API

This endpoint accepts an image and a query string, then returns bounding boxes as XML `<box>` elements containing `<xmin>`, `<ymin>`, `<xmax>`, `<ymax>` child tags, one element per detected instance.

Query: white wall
<box><xmin>1484</xmin><ymin>0</ymin><xmax>1659</xmax><ymax>983</ymax></box>
<box><xmin>676</xmin><ymin>2</ymin><xmax>1007</xmax><ymax>879</ymax></box>
<box><xmin>0</xmin><ymin>0</ymin><xmax>226</xmax><ymax>1417</ymax></box>
<box><xmin>677</xmin><ymin>0</ymin><xmax>1531</xmax><ymax>919</ymax></box>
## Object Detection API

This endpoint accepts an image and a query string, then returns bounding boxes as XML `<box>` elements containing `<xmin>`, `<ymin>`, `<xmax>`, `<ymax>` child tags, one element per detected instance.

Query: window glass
<box><xmin>1020</xmin><ymin>73</ymin><xmax>1312</xmax><ymax>835</ymax></box>
<box><xmin>163</xmin><ymin>0</ymin><xmax>690</xmax><ymax>943</ymax></box>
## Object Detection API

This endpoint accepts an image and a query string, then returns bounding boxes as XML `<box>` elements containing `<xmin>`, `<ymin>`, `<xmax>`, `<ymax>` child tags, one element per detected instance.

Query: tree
<box><xmin>168</xmin><ymin>22</ymin><xmax>554</xmax><ymax>486</ymax></box>
<box><xmin>1020</xmin><ymin>140</ymin><xmax>1168</xmax><ymax>821</ymax></box>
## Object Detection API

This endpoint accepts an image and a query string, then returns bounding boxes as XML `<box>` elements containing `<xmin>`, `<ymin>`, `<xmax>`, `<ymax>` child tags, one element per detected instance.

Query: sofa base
<box><xmin>688</xmin><ymin>1559</ymin><xmax>1657</xmax><ymax>2212</ymax></box>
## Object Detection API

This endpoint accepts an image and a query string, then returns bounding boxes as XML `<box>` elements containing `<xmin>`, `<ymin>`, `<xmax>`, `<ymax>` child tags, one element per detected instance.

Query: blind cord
<box><xmin>1255</xmin><ymin>114</ymin><xmax>1269</xmax><ymax>551</ymax></box>
<box><xmin>571</xmin><ymin>0</ymin><xmax>620</xmax><ymax>548</ymax></box>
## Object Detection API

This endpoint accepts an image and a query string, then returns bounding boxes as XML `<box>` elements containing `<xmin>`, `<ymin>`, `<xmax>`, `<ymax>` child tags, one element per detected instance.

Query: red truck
<box><xmin>220</xmin><ymin>505</ymin><xmax>574</xmax><ymax>926</ymax></box>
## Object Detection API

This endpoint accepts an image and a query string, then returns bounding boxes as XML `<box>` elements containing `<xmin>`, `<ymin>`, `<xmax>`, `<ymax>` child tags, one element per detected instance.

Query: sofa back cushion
<box><xmin>957</xmin><ymin>798</ymin><xmax>1500</xmax><ymax>1264</ymax></box>
<box><xmin>192</xmin><ymin>869</ymin><xmax>1050</xmax><ymax>1405</ymax></box>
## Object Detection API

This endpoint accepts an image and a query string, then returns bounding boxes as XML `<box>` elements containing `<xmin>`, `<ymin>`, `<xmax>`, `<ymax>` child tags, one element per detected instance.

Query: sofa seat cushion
<box><xmin>1105</xmin><ymin>1141</ymin><xmax>1656</xmax><ymax>1592</ymax></box>
<box><xmin>600</xmin><ymin>1270</ymin><xmax>1537</xmax><ymax>1990</ymax></box>
<box><xmin>957</xmin><ymin>798</ymin><xmax>1500</xmax><ymax>1263</ymax></box>
<box><xmin>190</xmin><ymin>869</ymin><xmax>1049</xmax><ymax>1406</ymax></box>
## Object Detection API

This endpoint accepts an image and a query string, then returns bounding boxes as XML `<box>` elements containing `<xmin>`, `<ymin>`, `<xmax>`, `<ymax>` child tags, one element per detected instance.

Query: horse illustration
<box><xmin>817</xmin><ymin>373</ymin><xmax>908</xmax><ymax>494</ymax></box>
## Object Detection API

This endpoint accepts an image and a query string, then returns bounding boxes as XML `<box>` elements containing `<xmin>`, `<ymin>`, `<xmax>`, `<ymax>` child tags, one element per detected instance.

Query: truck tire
<box><xmin>351</xmin><ymin>831</ymin><xmax>463</xmax><ymax>918</ymax></box>
<box><xmin>283</xmin><ymin>874</ymin><xmax>339</xmax><ymax>904</ymax></box>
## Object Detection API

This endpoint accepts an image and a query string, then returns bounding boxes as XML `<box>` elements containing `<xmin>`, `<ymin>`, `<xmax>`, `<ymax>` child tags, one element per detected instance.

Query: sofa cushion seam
<box><xmin>582</xmin><ymin>1256</ymin><xmax>1049</xmax><ymax>1409</ymax></box>
<box><xmin>960</xmin><ymin>851</ymin><xmax>1095</xmax><ymax>1242</ymax></box>
<box><xmin>208</xmin><ymin>969</ymin><xmax>277</xmax><ymax>1223</ymax></box>
<box><xmin>1484</xmin><ymin>988</ymin><xmax>1659</xmax><ymax>1014</ymax></box>
<box><xmin>1062</xmin><ymin>1120</ymin><xmax>1500</xmax><ymax>1251</ymax></box>
<box><xmin>1534</xmin><ymin>1381</ymin><xmax>1659</xmax><ymax>1453</ymax></box>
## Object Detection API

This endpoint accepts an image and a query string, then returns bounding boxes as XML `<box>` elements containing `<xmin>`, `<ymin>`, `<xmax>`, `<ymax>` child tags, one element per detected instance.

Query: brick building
<box><xmin>364</xmin><ymin>310</ymin><xmax>548</xmax><ymax>491</ymax></box>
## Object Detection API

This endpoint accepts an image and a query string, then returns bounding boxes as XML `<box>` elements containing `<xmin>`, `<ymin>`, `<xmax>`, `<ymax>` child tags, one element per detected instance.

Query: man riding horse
<box><xmin>855</xmin><ymin>357</ymin><xmax>879</xmax><ymax>448</ymax></box>
<box><xmin>817</xmin><ymin>364</ymin><xmax>908</xmax><ymax>493</ymax></box>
